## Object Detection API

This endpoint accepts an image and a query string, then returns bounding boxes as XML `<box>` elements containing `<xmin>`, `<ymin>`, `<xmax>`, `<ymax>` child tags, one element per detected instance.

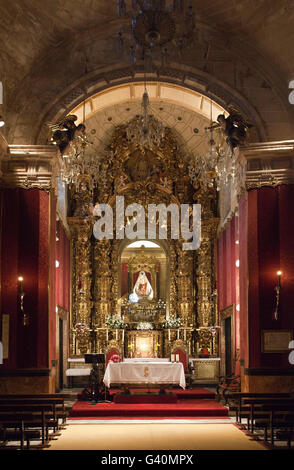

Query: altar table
<box><xmin>103</xmin><ymin>361</ymin><xmax>186</xmax><ymax>389</ymax></box>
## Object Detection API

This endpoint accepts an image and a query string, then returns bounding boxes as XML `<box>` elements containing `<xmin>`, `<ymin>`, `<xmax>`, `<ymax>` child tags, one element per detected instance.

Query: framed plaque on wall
<box><xmin>261</xmin><ymin>330</ymin><xmax>293</xmax><ymax>353</ymax></box>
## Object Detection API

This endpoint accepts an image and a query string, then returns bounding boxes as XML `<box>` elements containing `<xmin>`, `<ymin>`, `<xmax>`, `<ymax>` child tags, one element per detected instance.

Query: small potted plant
<box><xmin>128</xmin><ymin>344</ymin><xmax>134</xmax><ymax>358</ymax></box>
<box><xmin>155</xmin><ymin>343</ymin><xmax>160</xmax><ymax>357</ymax></box>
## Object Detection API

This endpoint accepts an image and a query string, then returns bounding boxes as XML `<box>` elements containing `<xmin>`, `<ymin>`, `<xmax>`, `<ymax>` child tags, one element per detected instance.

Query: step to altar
<box><xmin>77</xmin><ymin>387</ymin><xmax>216</xmax><ymax>402</ymax></box>
<box><xmin>70</xmin><ymin>399</ymin><xmax>228</xmax><ymax>418</ymax></box>
<box><xmin>114</xmin><ymin>393</ymin><xmax>177</xmax><ymax>404</ymax></box>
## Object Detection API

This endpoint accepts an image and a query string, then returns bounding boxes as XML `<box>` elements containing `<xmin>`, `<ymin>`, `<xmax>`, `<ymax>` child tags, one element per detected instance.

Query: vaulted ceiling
<box><xmin>0</xmin><ymin>0</ymin><xmax>293</xmax><ymax>145</ymax></box>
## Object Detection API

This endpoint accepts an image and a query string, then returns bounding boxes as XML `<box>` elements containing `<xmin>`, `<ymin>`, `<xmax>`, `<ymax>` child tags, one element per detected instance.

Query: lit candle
<box><xmin>122</xmin><ymin>329</ymin><xmax>124</xmax><ymax>344</ymax></box>
<box><xmin>184</xmin><ymin>329</ymin><xmax>186</xmax><ymax>342</ymax></box>
<box><xmin>177</xmin><ymin>329</ymin><xmax>179</xmax><ymax>340</ymax></box>
<box><xmin>168</xmin><ymin>329</ymin><xmax>170</xmax><ymax>342</ymax></box>
<box><xmin>171</xmin><ymin>354</ymin><xmax>175</xmax><ymax>362</ymax></box>
<box><xmin>106</xmin><ymin>329</ymin><xmax>108</xmax><ymax>342</ymax></box>
<box><xmin>116</xmin><ymin>329</ymin><xmax>118</xmax><ymax>341</ymax></box>
<box><xmin>176</xmin><ymin>354</ymin><xmax>179</xmax><ymax>362</ymax></box>
<box><xmin>18</xmin><ymin>276</ymin><xmax>24</xmax><ymax>295</ymax></box>
<box><xmin>277</xmin><ymin>270</ymin><xmax>282</xmax><ymax>288</ymax></box>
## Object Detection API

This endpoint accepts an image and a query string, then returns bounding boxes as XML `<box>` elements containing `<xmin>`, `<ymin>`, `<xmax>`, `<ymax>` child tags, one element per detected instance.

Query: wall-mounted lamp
<box><xmin>273</xmin><ymin>270</ymin><xmax>282</xmax><ymax>321</ymax></box>
<box><xmin>0</xmin><ymin>116</ymin><xmax>5</xmax><ymax>128</ymax></box>
<box><xmin>18</xmin><ymin>276</ymin><xmax>29</xmax><ymax>326</ymax></box>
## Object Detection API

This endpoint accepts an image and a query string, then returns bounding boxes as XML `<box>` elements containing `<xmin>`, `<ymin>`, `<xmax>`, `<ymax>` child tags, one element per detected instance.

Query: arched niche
<box><xmin>118</xmin><ymin>238</ymin><xmax>170</xmax><ymax>320</ymax></box>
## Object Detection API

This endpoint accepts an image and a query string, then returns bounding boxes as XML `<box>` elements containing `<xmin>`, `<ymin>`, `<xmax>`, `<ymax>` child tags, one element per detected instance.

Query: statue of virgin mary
<box><xmin>129</xmin><ymin>270</ymin><xmax>153</xmax><ymax>303</ymax></box>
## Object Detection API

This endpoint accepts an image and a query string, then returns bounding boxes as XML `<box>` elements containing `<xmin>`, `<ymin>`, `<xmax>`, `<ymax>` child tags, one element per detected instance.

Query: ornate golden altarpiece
<box><xmin>68</xmin><ymin>122</ymin><xmax>219</xmax><ymax>360</ymax></box>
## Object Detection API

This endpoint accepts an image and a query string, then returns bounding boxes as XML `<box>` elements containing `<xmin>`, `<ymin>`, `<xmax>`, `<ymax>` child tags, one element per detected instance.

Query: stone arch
<box><xmin>32</xmin><ymin>65</ymin><xmax>268</xmax><ymax>145</ymax></box>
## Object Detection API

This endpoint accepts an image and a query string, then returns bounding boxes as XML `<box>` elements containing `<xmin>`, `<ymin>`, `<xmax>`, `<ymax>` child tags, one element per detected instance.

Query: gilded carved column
<box><xmin>176</xmin><ymin>242</ymin><xmax>194</xmax><ymax>327</ymax></box>
<box><xmin>68</xmin><ymin>217</ymin><xmax>93</xmax><ymax>355</ymax></box>
<box><xmin>169</xmin><ymin>240</ymin><xmax>177</xmax><ymax>316</ymax></box>
<box><xmin>196</xmin><ymin>217</ymin><xmax>219</xmax><ymax>352</ymax></box>
<box><xmin>92</xmin><ymin>239</ymin><xmax>113</xmax><ymax>353</ymax></box>
<box><xmin>194</xmin><ymin>186</ymin><xmax>219</xmax><ymax>352</ymax></box>
<box><xmin>110</xmin><ymin>240</ymin><xmax>119</xmax><ymax>315</ymax></box>
<box><xmin>93</xmin><ymin>239</ymin><xmax>112</xmax><ymax>328</ymax></box>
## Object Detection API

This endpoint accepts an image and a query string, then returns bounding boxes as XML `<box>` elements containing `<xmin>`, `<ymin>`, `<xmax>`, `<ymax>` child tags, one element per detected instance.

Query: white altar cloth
<box><xmin>103</xmin><ymin>361</ymin><xmax>186</xmax><ymax>389</ymax></box>
<box><xmin>123</xmin><ymin>358</ymin><xmax>170</xmax><ymax>363</ymax></box>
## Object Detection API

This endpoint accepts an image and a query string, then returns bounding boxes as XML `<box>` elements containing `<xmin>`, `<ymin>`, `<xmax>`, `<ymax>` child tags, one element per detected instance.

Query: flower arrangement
<box><xmin>164</xmin><ymin>315</ymin><xmax>182</xmax><ymax>329</ymax></box>
<box><xmin>105</xmin><ymin>315</ymin><xmax>125</xmax><ymax>329</ymax></box>
<box><xmin>109</xmin><ymin>354</ymin><xmax>121</xmax><ymax>363</ymax></box>
<box><xmin>136</xmin><ymin>322</ymin><xmax>154</xmax><ymax>330</ymax></box>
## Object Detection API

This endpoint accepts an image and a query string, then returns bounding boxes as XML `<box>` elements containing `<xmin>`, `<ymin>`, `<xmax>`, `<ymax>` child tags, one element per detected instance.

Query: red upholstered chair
<box><xmin>106</xmin><ymin>348</ymin><xmax>121</xmax><ymax>366</ymax></box>
<box><xmin>172</xmin><ymin>342</ymin><xmax>194</xmax><ymax>388</ymax></box>
<box><xmin>173</xmin><ymin>348</ymin><xmax>188</xmax><ymax>371</ymax></box>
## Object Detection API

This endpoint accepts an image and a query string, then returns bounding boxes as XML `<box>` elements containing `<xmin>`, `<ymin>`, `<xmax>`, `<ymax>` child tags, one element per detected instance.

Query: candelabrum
<box><xmin>18</xmin><ymin>276</ymin><xmax>29</xmax><ymax>326</ymax></box>
<box><xmin>273</xmin><ymin>270</ymin><xmax>282</xmax><ymax>321</ymax></box>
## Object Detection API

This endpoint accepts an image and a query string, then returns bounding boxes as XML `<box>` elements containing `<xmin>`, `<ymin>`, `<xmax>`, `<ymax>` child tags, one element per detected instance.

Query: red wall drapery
<box><xmin>0</xmin><ymin>188</ymin><xmax>56</xmax><ymax>370</ymax></box>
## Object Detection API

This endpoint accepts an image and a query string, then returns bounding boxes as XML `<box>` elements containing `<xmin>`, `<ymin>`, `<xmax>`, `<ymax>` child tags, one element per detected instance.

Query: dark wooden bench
<box><xmin>0</xmin><ymin>395</ymin><xmax>70</xmax><ymax>450</ymax></box>
<box><xmin>253</xmin><ymin>404</ymin><xmax>294</xmax><ymax>447</ymax></box>
<box><xmin>228</xmin><ymin>394</ymin><xmax>294</xmax><ymax>447</ymax></box>
<box><xmin>0</xmin><ymin>396</ymin><xmax>69</xmax><ymax>428</ymax></box>
<box><xmin>241</xmin><ymin>397</ymin><xmax>294</xmax><ymax>432</ymax></box>
<box><xmin>0</xmin><ymin>404</ymin><xmax>54</xmax><ymax>449</ymax></box>
<box><xmin>225</xmin><ymin>392</ymin><xmax>293</xmax><ymax>418</ymax></box>
<box><xmin>0</xmin><ymin>393</ymin><xmax>72</xmax><ymax>399</ymax></box>
<box><xmin>0</xmin><ymin>422</ymin><xmax>41</xmax><ymax>450</ymax></box>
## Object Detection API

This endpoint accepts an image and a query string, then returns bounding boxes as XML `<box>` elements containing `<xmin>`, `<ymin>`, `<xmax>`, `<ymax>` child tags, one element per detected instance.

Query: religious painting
<box><xmin>261</xmin><ymin>330</ymin><xmax>293</xmax><ymax>353</ymax></box>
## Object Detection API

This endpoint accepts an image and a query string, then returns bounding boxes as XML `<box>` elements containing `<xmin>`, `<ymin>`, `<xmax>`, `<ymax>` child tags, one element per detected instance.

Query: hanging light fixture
<box><xmin>125</xmin><ymin>82</ymin><xmax>165</xmax><ymax>149</ymax></box>
<box><xmin>116</xmin><ymin>0</ymin><xmax>196</xmax><ymax>67</ymax></box>
<box><xmin>188</xmin><ymin>100</ymin><xmax>242</xmax><ymax>191</ymax></box>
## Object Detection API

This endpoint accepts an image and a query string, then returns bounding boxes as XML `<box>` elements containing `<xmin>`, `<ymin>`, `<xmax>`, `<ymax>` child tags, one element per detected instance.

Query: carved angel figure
<box><xmin>49</xmin><ymin>115</ymin><xmax>86</xmax><ymax>154</ymax></box>
<box><xmin>207</xmin><ymin>107</ymin><xmax>253</xmax><ymax>153</ymax></box>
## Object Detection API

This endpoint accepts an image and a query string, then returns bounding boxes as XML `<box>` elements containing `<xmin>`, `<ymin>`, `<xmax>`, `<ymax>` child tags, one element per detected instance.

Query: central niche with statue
<box><xmin>119</xmin><ymin>242</ymin><xmax>167</xmax><ymax>358</ymax></box>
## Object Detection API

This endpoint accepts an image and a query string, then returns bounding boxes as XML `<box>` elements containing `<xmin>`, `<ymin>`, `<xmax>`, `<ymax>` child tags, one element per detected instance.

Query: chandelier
<box><xmin>59</xmin><ymin>129</ymin><xmax>98</xmax><ymax>191</ymax></box>
<box><xmin>125</xmin><ymin>87</ymin><xmax>165</xmax><ymax>149</ymax></box>
<box><xmin>50</xmin><ymin>105</ymin><xmax>98</xmax><ymax>191</ymax></box>
<box><xmin>116</xmin><ymin>0</ymin><xmax>195</xmax><ymax>66</ymax></box>
<box><xmin>189</xmin><ymin>132</ymin><xmax>239</xmax><ymax>191</ymax></box>
<box><xmin>188</xmin><ymin>100</ymin><xmax>241</xmax><ymax>191</ymax></box>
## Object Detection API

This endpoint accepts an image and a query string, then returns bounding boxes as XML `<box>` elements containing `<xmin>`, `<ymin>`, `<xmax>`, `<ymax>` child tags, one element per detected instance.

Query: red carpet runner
<box><xmin>71</xmin><ymin>388</ymin><xmax>228</xmax><ymax>419</ymax></box>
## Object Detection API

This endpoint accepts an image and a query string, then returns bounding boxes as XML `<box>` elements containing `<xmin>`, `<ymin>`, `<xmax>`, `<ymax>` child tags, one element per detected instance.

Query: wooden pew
<box><xmin>242</xmin><ymin>397</ymin><xmax>294</xmax><ymax>427</ymax></box>
<box><xmin>0</xmin><ymin>393</ymin><xmax>72</xmax><ymax>399</ymax></box>
<box><xmin>251</xmin><ymin>403</ymin><xmax>294</xmax><ymax>447</ymax></box>
<box><xmin>0</xmin><ymin>394</ymin><xmax>71</xmax><ymax>449</ymax></box>
<box><xmin>0</xmin><ymin>397</ymin><xmax>68</xmax><ymax>429</ymax></box>
<box><xmin>0</xmin><ymin>404</ymin><xmax>53</xmax><ymax>449</ymax></box>
<box><xmin>225</xmin><ymin>392</ymin><xmax>293</xmax><ymax>422</ymax></box>
<box><xmin>229</xmin><ymin>395</ymin><xmax>294</xmax><ymax>447</ymax></box>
